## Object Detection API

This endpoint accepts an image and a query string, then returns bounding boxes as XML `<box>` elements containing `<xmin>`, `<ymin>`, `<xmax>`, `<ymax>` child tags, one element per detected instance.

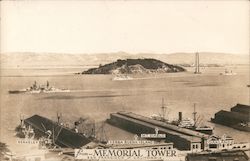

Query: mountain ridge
<box><xmin>1</xmin><ymin>52</ymin><xmax>248</xmax><ymax>68</ymax></box>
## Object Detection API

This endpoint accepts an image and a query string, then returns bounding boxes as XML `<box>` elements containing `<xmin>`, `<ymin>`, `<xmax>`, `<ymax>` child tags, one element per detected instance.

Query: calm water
<box><xmin>0</xmin><ymin>66</ymin><xmax>249</xmax><ymax>156</ymax></box>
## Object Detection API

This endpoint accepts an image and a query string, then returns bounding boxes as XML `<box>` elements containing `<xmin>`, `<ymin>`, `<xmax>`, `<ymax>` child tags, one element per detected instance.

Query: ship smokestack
<box><xmin>178</xmin><ymin>112</ymin><xmax>182</xmax><ymax>122</ymax></box>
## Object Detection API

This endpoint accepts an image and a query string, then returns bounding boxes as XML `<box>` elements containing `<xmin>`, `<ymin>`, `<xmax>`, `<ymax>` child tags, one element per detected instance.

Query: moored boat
<box><xmin>151</xmin><ymin>100</ymin><xmax>214</xmax><ymax>135</ymax></box>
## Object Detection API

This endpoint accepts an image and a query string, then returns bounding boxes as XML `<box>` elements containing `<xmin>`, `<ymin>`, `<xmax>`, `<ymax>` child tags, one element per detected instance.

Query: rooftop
<box><xmin>117</xmin><ymin>111</ymin><xmax>210</xmax><ymax>139</ymax></box>
<box><xmin>231</xmin><ymin>103</ymin><xmax>250</xmax><ymax>114</ymax></box>
<box><xmin>24</xmin><ymin>115</ymin><xmax>91</xmax><ymax>148</ymax></box>
<box><xmin>112</xmin><ymin>112</ymin><xmax>204</xmax><ymax>143</ymax></box>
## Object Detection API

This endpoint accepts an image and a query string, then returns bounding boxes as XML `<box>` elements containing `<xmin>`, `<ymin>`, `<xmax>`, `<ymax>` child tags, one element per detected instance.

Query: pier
<box><xmin>107</xmin><ymin>111</ymin><xmax>210</xmax><ymax>151</ymax></box>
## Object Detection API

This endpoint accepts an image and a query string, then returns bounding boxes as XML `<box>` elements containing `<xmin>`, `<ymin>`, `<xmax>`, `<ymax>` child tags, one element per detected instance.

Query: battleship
<box><xmin>8</xmin><ymin>81</ymin><xmax>70</xmax><ymax>94</ymax></box>
<box><xmin>151</xmin><ymin>99</ymin><xmax>214</xmax><ymax>135</ymax></box>
<box><xmin>211</xmin><ymin>103</ymin><xmax>250</xmax><ymax>132</ymax></box>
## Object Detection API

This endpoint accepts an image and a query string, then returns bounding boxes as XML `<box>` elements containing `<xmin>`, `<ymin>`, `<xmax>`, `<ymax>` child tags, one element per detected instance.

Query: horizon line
<box><xmin>1</xmin><ymin>51</ymin><xmax>249</xmax><ymax>55</ymax></box>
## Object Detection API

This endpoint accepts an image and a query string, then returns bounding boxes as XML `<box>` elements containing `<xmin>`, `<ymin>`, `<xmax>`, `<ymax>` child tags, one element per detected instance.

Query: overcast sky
<box><xmin>1</xmin><ymin>1</ymin><xmax>249</xmax><ymax>54</ymax></box>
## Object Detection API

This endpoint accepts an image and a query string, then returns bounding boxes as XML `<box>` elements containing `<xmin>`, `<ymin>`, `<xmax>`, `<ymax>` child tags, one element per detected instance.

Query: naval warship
<box><xmin>9</xmin><ymin>81</ymin><xmax>70</xmax><ymax>94</ymax></box>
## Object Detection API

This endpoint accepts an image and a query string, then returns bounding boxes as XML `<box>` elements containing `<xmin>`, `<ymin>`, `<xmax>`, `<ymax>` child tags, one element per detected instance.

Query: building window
<box><xmin>209</xmin><ymin>144</ymin><xmax>217</xmax><ymax>149</ymax></box>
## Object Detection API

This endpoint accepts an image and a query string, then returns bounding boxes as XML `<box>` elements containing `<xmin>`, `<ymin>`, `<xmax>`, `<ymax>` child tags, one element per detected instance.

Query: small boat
<box><xmin>231</xmin><ymin>123</ymin><xmax>250</xmax><ymax>132</ymax></box>
<box><xmin>112</xmin><ymin>75</ymin><xmax>133</xmax><ymax>81</ymax></box>
<box><xmin>220</xmin><ymin>69</ymin><xmax>237</xmax><ymax>75</ymax></box>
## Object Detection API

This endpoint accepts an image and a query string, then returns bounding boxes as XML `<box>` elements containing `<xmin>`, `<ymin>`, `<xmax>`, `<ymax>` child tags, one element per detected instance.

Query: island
<box><xmin>81</xmin><ymin>58</ymin><xmax>186</xmax><ymax>74</ymax></box>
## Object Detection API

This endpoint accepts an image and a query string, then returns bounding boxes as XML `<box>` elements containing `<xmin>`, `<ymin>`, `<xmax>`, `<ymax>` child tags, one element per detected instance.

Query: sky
<box><xmin>1</xmin><ymin>0</ymin><xmax>249</xmax><ymax>55</ymax></box>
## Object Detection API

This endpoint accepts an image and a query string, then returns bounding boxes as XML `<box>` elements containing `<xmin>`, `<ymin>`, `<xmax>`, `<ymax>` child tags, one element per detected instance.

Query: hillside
<box><xmin>1</xmin><ymin>52</ymin><xmax>248</xmax><ymax>68</ymax></box>
<box><xmin>82</xmin><ymin>58</ymin><xmax>186</xmax><ymax>74</ymax></box>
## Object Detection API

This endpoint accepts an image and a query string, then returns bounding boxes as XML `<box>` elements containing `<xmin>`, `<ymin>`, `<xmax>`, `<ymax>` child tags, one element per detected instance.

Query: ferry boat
<box><xmin>9</xmin><ymin>81</ymin><xmax>70</xmax><ymax>94</ymax></box>
<box><xmin>112</xmin><ymin>75</ymin><xmax>133</xmax><ymax>81</ymax></box>
<box><xmin>219</xmin><ymin>69</ymin><xmax>237</xmax><ymax>75</ymax></box>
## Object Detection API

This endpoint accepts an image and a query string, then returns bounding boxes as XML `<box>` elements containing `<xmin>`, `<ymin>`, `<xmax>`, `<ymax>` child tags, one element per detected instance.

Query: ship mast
<box><xmin>161</xmin><ymin>98</ymin><xmax>167</xmax><ymax>121</ymax></box>
<box><xmin>57</xmin><ymin>112</ymin><xmax>62</xmax><ymax>124</ymax></box>
<box><xmin>193</xmin><ymin>103</ymin><xmax>197</xmax><ymax>127</ymax></box>
<box><xmin>19</xmin><ymin>114</ymin><xmax>24</xmax><ymax>127</ymax></box>
<box><xmin>46</xmin><ymin>81</ymin><xmax>50</xmax><ymax>88</ymax></box>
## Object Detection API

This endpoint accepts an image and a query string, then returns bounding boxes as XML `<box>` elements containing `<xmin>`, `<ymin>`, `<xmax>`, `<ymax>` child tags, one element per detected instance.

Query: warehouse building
<box><xmin>107</xmin><ymin>111</ymin><xmax>209</xmax><ymax>151</ymax></box>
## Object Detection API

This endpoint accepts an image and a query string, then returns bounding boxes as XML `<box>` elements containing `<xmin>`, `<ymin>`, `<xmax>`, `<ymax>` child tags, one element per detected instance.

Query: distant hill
<box><xmin>81</xmin><ymin>58</ymin><xmax>186</xmax><ymax>74</ymax></box>
<box><xmin>1</xmin><ymin>52</ymin><xmax>248</xmax><ymax>68</ymax></box>
<box><xmin>149</xmin><ymin>52</ymin><xmax>249</xmax><ymax>66</ymax></box>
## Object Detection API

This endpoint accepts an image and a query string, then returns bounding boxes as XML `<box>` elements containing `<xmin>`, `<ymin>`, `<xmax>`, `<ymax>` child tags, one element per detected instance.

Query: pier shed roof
<box><xmin>24</xmin><ymin>115</ymin><xmax>91</xmax><ymax>148</ymax></box>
